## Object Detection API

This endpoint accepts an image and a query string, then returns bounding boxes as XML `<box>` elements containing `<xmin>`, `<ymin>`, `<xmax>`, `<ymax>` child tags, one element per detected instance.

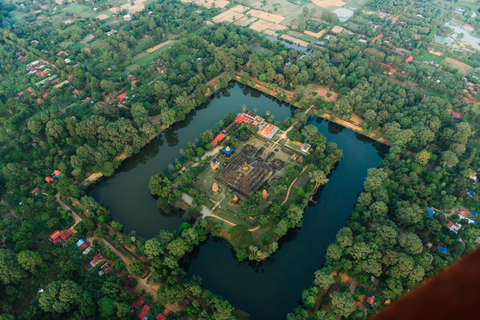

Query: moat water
<box><xmin>90</xmin><ymin>83</ymin><xmax>387</xmax><ymax>319</ymax></box>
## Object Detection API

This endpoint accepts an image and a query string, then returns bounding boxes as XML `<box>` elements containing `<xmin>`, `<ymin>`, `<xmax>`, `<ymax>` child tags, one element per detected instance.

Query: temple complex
<box><xmin>215</xmin><ymin>153</ymin><xmax>275</xmax><ymax>198</ymax></box>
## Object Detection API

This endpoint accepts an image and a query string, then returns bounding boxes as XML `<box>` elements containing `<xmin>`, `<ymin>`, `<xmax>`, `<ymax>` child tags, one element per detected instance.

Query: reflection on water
<box><xmin>90</xmin><ymin>83</ymin><xmax>388</xmax><ymax>320</ymax></box>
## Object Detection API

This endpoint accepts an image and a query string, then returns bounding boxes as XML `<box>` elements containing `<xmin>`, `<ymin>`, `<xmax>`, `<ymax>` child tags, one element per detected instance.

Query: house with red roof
<box><xmin>137</xmin><ymin>305</ymin><xmax>150</xmax><ymax>319</ymax></box>
<box><xmin>60</xmin><ymin>230</ymin><xmax>73</xmax><ymax>241</ymax></box>
<box><xmin>446</xmin><ymin>220</ymin><xmax>462</xmax><ymax>233</ymax></box>
<box><xmin>45</xmin><ymin>176</ymin><xmax>54</xmax><ymax>183</ymax></box>
<box><xmin>211</xmin><ymin>133</ymin><xmax>225</xmax><ymax>147</ymax></box>
<box><xmin>53</xmin><ymin>170</ymin><xmax>62</xmax><ymax>178</ymax></box>
<box><xmin>405</xmin><ymin>55</ymin><xmax>413</xmax><ymax>63</ymax></box>
<box><xmin>131</xmin><ymin>295</ymin><xmax>146</xmax><ymax>309</ymax></box>
<box><xmin>156</xmin><ymin>312</ymin><xmax>167</xmax><ymax>320</ymax></box>
<box><xmin>87</xmin><ymin>254</ymin><xmax>103</xmax><ymax>268</ymax></box>
<box><xmin>73</xmin><ymin>89</ymin><xmax>79</xmax><ymax>95</ymax></box>
<box><xmin>31</xmin><ymin>187</ymin><xmax>41</xmax><ymax>195</ymax></box>
<box><xmin>57</xmin><ymin>51</ymin><xmax>68</xmax><ymax>56</ymax></box>
<box><xmin>49</xmin><ymin>230</ymin><xmax>62</xmax><ymax>243</ymax></box>
<box><xmin>366</xmin><ymin>296</ymin><xmax>375</xmax><ymax>306</ymax></box>
<box><xmin>117</xmin><ymin>92</ymin><xmax>128</xmax><ymax>102</ymax></box>
<box><xmin>42</xmin><ymin>93</ymin><xmax>48</xmax><ymax>98</ymax></box>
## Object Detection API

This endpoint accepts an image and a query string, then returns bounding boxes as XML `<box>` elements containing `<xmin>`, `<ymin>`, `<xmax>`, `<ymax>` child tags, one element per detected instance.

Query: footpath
<box><xmin>54</xmin><ymin>193</ymin><xmax>182</xmax><ymax>315</ymax></box>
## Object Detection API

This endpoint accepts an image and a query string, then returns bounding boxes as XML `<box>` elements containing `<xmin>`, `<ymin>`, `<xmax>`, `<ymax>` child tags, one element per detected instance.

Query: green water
<box><xmin>90</xmin><ymin>83</ymin><xmax>387</xmax><ymax>319</ymax></box>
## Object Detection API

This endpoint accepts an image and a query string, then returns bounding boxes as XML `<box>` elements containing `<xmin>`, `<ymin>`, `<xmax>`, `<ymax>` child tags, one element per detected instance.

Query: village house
<box><xmin>137</xmin><ymin>305</ymin><xmax>150</xmax><ymax>320</ymax></box>
<box><xmin>446</xmin><ymin>220</ymin><xmax>462</xmax><ymax>233</ymax></box>
<box><xmin>31</xmin><ymin>187</ymin><xmax>41</xmax><ymax>195</ymax></box>
<box><xmin>117</xmin><ymin>92</ymin><xmax>128</xmax><ymax>102</ymax></box>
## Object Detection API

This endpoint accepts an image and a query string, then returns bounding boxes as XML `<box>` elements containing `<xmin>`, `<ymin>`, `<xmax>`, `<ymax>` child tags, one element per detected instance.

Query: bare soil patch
<box><xmin>247</xmin><ymin>9</ymin><xmax>285</xmax><ymax>24</ymax></box>
<box><xmin>311</xmin><ymin>0</ymin><xmax>347</xmax><ymax>10</ymax></box>
<box><xmin>96</xmin><ymin>13</ymin><xmax>109</xmax><ymax>20</ymax></box>
<box><xmin>146</xmin><ymin>40</ymin><xmax>173</xmax><ymax>53</ymax></box>
<box><xmin>331</xmin><ymin>25</ymin><xmax>353</xmax><ymax>34</ymax></box>
<box><xmin>304</xmin><ymin>29</ymin><xmax>326</xmax><ymax>38</ymax></box>
<box><xmin>445</xmin><ymin>56</ymin><xmax>473</xmax><ymax>75</ymax></box>
<box><xmin>63</xmin><ymin>19</ymin><xmax>74</xmax><ymax>24</ymax></box>
<box><xmin>109</xmin><ymin>7</ymin><xmax>118</xmax><ymax>13</ymax></box>
<box><xmin>212</xmin><ymin>7</ymin><xmax>247</xmax><ymax>23</ymax></box>
<box><xmin>249</xmin><ymin>19</ymin><xmax>274</xmax><ymax>32</ymax></box>
<box><xmin>120</xmin><ymin>1</ymin><xmax>144</xmax><ymax>13</ymax></box>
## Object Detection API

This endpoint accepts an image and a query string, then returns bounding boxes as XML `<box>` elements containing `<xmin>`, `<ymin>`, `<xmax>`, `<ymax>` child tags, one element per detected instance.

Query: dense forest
<box><xmin>1</xmin><ymin>0</ymin><xmax>480</xmax><ymax>319</ymax></box>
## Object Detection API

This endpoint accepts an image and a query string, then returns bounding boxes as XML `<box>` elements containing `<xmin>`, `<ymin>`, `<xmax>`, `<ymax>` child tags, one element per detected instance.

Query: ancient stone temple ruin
<box><xmin>215</xmin><ymin>153</ymin><xmax>274</xmax><ymax>198</ymax></box>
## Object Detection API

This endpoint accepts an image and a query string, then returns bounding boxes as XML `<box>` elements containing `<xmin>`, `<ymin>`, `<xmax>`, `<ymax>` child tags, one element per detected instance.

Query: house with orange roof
<box><xmin>45</xmin><ymin>176</ymin><xmax>53</xmax><ymax>183</ymax></box>
<box><xmin>117</xmin><ymin>92</ymin><xmax>128</xmax><ymax>102</ymax></box>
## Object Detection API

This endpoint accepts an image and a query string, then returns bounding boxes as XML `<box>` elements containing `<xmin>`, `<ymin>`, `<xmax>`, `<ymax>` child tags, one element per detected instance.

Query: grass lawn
<box><xmin>10</xmin><ymin>11</ymin><xmax>27</xmax><ymax>21</ymax></box>
<box><xmin>416</xmin><ymin>51</ymin><xmax>444</xmax><ymax>63</ymax></box>
<box><xmin>286</xmin><ymin>0</ymin><xmax>309</xmax><ymax>6</ymax></box>
<box><xmin>175</xmin><ymin>53</ymin><xmax>190</xmax><ymax>64</ymax></box>
<box><xmin>425</xmin><ymin>89</ymin><xmax>454</xmax><ymax>102</ymax></box>
<box><xmin>65</xmin><ymin>3</ymin><xmax>95</xmax><ymax>17</ymax></box>
<box><xmin>75</xmin><ymin>43</ymin><xmax>86</xmax><ymax>49</ymax></box>
<box><xmin>135</xmin><ymin>50</ymin><xmax>163</xmax><ymax>67</ymax></box>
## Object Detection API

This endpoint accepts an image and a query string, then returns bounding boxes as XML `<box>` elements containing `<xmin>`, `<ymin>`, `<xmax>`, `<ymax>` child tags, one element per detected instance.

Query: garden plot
<box><xmin>213</xmin><ymin>7</ymin><xmax>247</xmax><ymax>23</ymax></box>
<box><xmin>445</xmin><ymin>57</ymin><xmax>473</xmax><ymax>75</ymax></box>
<box><xmin>311</xmin><ymin>0</ymin><xmax>347</xmax><ymax>10</ymax></box>
<box><xmin>247</xmin><ymin>9</ymin><xmax>285</xmax><ymax>24</ymax></box>
<box><xmin>249</xmin><ymin>19</ymin><xmax>274</xmax><ymax>32</ymax></box>
<box><xmin>280</xmin><ymin>34</ymin><xmax>309</xmax><ymax>48</ymax></box>
<box><xmin>120</xmin><ymin>1</ymin><xmax>145</xmax><ymax>13</ymax></box>
<box><xmin>234</xmin><ymin>16</ymin><xmax>257</xmax><ymax>27</ymax></box>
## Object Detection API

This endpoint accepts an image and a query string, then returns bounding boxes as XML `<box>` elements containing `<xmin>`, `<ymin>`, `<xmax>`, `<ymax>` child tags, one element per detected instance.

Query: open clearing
<box><xmin>331</xmin><ymin>25</ymin><xmax>353</xmax><ymax>34</ymax></box>
<box><xmin>249</xmin><ymin>19</ymin><xmax>274</xmax><ymax>32</ymax></box>
<box><xmin>120</xmin><ymin>0</ymin><xmax>145</xmax><ymax>13</ymax></box>
<box><xmin>212</xmin><ymin>6</ymin><xmax>249</xmax><ymax>23</ymax></box>
<box><xmin>146</xmin><ymin>40</ymin><xmax>174</xmax><ymax>53</ymax></box>
<box><xmin>311</xmin><ymin>0</ymin><xmax>347</xmax><ymax>10</ymax></box>
<box><xmin>96</xmin><ymin>13</ymin><xmax>109</xmax><ymax>20</ymax></box>
<box><xmin>445</xmin><ymin>57</ymin><xmax>473</xmax><ymax>75</ymax></box>
<box><xmin>80</xmin><ymin>34</ymin><xmax>95</xmax><ymax>44</ymax></box>
<box><xmin>247</xmin><ymin>9</ymin><xmax>285</xmax><ymax>24</ymax></box>
<box><xmin>63</xmin><ymin>19</ymin><xmax>74</xmax><ymax>24</ymax></box>
<box><xmin>304</xmin><ymin>29</ymin><xmax>326</xmax><ymax>38</ymax></box>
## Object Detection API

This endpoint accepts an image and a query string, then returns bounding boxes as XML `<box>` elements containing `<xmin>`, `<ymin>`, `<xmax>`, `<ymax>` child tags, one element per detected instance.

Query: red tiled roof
<box><xmin>90</xmin><ymin>254</ymin><xmax>103</xmax><ymax>266</ymax></box>
<box><xmin>117</xmin><ymin>92</ymin><xmax>127</xmax><ymax>100</ymax></box>
<box><xmin>156</xmin><ymin>313</ymin><xmax>167</xmax><ymax>320</ymax></box>
<box><xmin>131</xmin><ymin>295</ymin><xmax>146</xmax><ymax>309</ymax></box>
<box><xmin>211</xmin><ymin>133</ymin><xmax>225</xmax><ymax>147</ymax></box>
<box><xmin>137</xmin><ymin>305</ymin><xmax>150</xmax><ymax>319</ymax></box>
<box><xmin>405</xmin><ymin>55</ymin><xmax>413</xmax><ymax>63</ymax></box>
<box><xmin>49</xmin><ymin>230</ymin><xmax>62</xmax><ymax>240</ymax></box>
<box><xmin>42</xmin><ymin>93</ymin><xmax>48</xmax><ymax>98</ymax></box>
<box><xmin>61</xmin><ymin>230</ymin><xmax>73</xmax><ymax>240</ymax></box>
<box><xmin>447</xmin><ymin>220</ymin><xmax>454</xmax><ymax>228</ymax></box>
<box><xmin>78</xmin><ymin>242</ymin><xmax>89</xmax><ymax>251</ymax></box>
<box><xmin>53</xmin><ymin>170</ymin><xmax>61</xmax><ymax>176</ymax></box>
<box><xmin>45</xmin><ymin>176</ymin><xmax>54</xmax><ymax>183</ymax></box>
<box><xmin>31</xmin><ymin>187</ymin><xmax>41</xmax><ymax>195</ymax></box>
<box><xmin>73</xmin><ymin>89</ymin><xmax>79</xmax><ymax>94</ymax></box>
<box><xmin>374</xmin><ymin>61</ymin><xmax>398</xmax><ymax>73</ymax></box>
<box><xmin>366</xmin><ymin>296</ymin><xmax>375</xmax><ymax>305</ymax></box>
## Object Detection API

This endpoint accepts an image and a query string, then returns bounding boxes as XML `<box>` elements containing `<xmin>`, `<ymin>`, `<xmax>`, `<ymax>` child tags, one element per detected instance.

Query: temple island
<box><xmin>149</xmin><ymin>110</ymin><xmax>343</xmax><ymax>261</ymax></box>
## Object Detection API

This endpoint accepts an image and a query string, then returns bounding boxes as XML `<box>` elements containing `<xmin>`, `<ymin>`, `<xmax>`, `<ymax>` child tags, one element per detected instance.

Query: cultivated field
<box><xmin>311</xmin><ymin>0</ymin><xmax>347</xmax><ymax>10</ymax></box>
<box><xmin>304</xmin><ymin>29</ymin><xmax>326</xmax><ymax>38</ymax></box>
<box><xmin>445</xmin><ymin>57</ymin><xmax>473</xmax><ymax>75</ymax></box>
<box><xmin>181</xmin><ymin>0</ymin><xmax>229</xmax><ymax>8</ymax></box>
<box><xmin>96</xmin><ymin>14</ymin><xmax>109</xmax><ymax>20</ymax></box>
